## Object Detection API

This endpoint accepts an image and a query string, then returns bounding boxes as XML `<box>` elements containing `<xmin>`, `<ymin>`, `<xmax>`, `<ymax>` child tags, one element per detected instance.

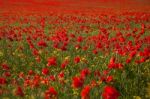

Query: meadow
<box><xmin>0</xmin><ymin>0</ymin><xmax>150</xmax><ymax>99</ymax></box>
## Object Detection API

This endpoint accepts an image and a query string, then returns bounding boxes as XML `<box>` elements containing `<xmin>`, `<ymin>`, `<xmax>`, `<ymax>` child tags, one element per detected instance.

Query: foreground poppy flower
<box><xmin>106</xmin><ymin>76</ymin><xmax>113</xmax><ymax>83</ymax></box>
<box><xmin>48</xmin><ymin>87</ymin><xmax>57</xmax><ymax>95</ymax></box>
<box><xmin>102</xmin><ymin>86</ymin><xmax>120</xmax><ymax>99</ymax></box>
<box><xmin>81</xmin><ymin>85</ymin><xmax>91</xmax><ymax>99</ymax></box>
<box><xmin>0</xmin><ymin>77</ymin><xmax>6</xmax><ymax>85</ymax></box>
<box><xmin>42</xmin><ymin>68</ymin><xmax>49</xmax><ymax>75</ymax></box>
<box><xmin>3</xmin><ymin>71</ymin><xmax>11</xmax><ymax>77</ymax></box>
<box><xmin>61</xmin><ymin>60</ymin><xmax>69</xmax><ymax>69</ymax></box>
<box><xmin>80</xmin><ymin>68</ymin><xmax>90</xmax><ymax>79</ymax></box>
<box><xmin>72</xmin><ymin>76</ymin><xmax>84</xmax><ymax>88</ymax></box>
<box><xmin>15</xmin><ymin>86</ymin><xmax>24</xmax><ymax>97</ymax></box>
<box><xmin>49</xmin><ymin>75</ymin><xmax>55</xmax><ymax>82</ymax></box>
<box><xmin>1</xmin><ymin>64</ymin><xmax>9</xmax><ymax>70</ymax></box>
<box><xmin>77</xmin><ymin>36</ymin><xmax>83</xmax><ymax>42</ymax></box>
<box><xmin>45</xmin><ymin>86</ymin><xmax>57</xmax><ymax>99</ymax></box>
<box><xmin>47</xmin><ymin>57</ymin><xmax>57</xmax><ymax>66</ymax></box>
<box><xmin>28</xmin><ymin>70</ymin><xmax>34</xmax><ymax>75</ymax></box>
<box><xmin>74</xmin><ymin>56</ymin><xmax>81</xmax><ymax>64</ymax></box>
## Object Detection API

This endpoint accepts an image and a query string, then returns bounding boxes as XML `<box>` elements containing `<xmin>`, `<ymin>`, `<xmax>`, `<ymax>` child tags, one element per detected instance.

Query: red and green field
<box><xmin>0</xmin><ymin>0</ymin><xmax>150</xmax><ymax>99</ymax></box>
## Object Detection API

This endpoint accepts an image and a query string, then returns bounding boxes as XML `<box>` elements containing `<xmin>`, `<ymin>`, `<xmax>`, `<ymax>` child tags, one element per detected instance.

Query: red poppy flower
<box><xmin>106</xmin><ymin>76</ymin><xmax>113</xmax><ymax>83</ymax></box>
<box><xmin>81</xmin><ymin>85</ymin><xmax>91</xmax><ymax>99</ymax></box>
<box><xmin>3</xmin><ymin>72</ymin><xmax>11</xmax><ymax>77</ymax></box>
<box><xmin>109</xmin><ymin>57</ymin><xmax>115</xmax><ymax>64</ymax></box>
<box><xmin>80</xmin><ymin>68</ymin><xmax>90</xmax><ymax>79</ymax></box>
<box><xmin>28</xmin><ymin>70</ymin><xmax>34</xmax><ymax>75</ymax></box>
<box><xmin>58</xmin><ymin>72</ymin><xmax>64</xmax><ymax>79</ymax></box>
<box><xmin>74</xmin><ymin>56</ymin><xmax>81</xmax><ymax>64</ymax></box>
<box><xmin>42</xmin><ymin>68</ymin><xmax>49</xmax><ymax>75</ymax></box>
<box><xmin>72</xmin><ymin>76</ymin><xmax>84</xmax><ymax>88</ymax></box>
<box><xmin>48</xmin><ymin>87</ymin><xmax>57</xmax><ymax>95</ymax></box>
<box><xmin>47</xmin><ymin>57</ymin><xmax>57</xmax><ymax>66</ymax></box>
<box><xmin>45</xmin><ymin>86</ymin><xmax>57</xmax><ymax>96</ymax></box>
<box><xmin>45</xmin><ymin>86</ymin><xmax>57</xmax><ymax>99</ymax></box>
<box><xmin>129</xmin><ymin>51</ymin><xmax>137</xmax><ymax>58</ymax></box>
<box><xmin>32</xmin><ymin>49</ymin><xmax>39</xmax><ymax>56</ymax></box>
<box><xmin>1</xmin><ymin>64</ymin><xmax>9</xmax><ymax>71</ymax></box>
<box><xmin>0</xmin><ymin>77</ymin><xmax>6</xmax><ymax>85</ymax></box>
<box><xmin>49</xmin><ymin>75</ymin><xmax>55</xmax><ymax>81</ymax></box>
<box><xmin>15</xmin><ymin>86</ymin><xmax>24</xmax><ymax>97</ymax></box>
<box><xmin>77</xmin><ymin>36</ymin><xmax>83</xmax><ymax>42</ymax></box>
<box><xmin>102</xmin><ymin>86</ymin><xmax>120</xmax><ymax>99</ymax></box>
<box><xmin>93</xmin><ymin>49</ymin><xmax>98</xmax><ymax>54</ymax></box>
<box><xmin>61</xmin><ymin>60</ymin><xmax>69</xmax><ymax>69</ymax></box>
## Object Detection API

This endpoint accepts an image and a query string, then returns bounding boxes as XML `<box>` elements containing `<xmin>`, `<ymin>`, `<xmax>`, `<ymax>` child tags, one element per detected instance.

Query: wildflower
<box><xmin>80</xmin><ymin>68</ymin><xmax>90</xmax><ymax>79</ymax></box>
<box><xmin>75</xmin><ymin>44</ymin><xmax>81</xmax><ymax>49</ymax></box>
<box><xmin>72</xmin><ymin>76</ymin><xmax>84</xmax><ymax>88</ymax></box>
<box><xmin>106</xmin><ymin>76</ymin><xmax>113</xmax><ymax>83</ymax></box>
<box><xmin>61</xmin><ymin>60</ymin><xmax>69</xmax><ymax>69</ymax></box>
<box><xmin>94</xmin><ymin>70</ymin><xmax>101</xmax><ymax>77</ymax></box>
<box><xmin>3</xmin><ymin>72</ymin><xmax>11</xmax><ymax>77</ymax></box>
<box><xmin>37</xmin><ymin>40</ymin><xmax>47</xmax><ymax>47</ymax></box>
<box><xmin>32</xmin><ymin>49</ymin><xmax>39</xmax><ymax>56</ymax></box>
<box><xmin>49</xmin><ymin>75</ymin><xmax>55</xmax><ymax>81</ymax></box>
<box><xmin>42</xmin><ymin>68</ymin><xmax>49</xmax><ymax>75</ymax></box>
<box><xmin>109</xmin><ymin>57</ymin><xmax>115</xmax><ymax>64</ymax></box>
<box><xmin>58</xmin><ymin>72</ymin><xmax>64</xmax><ymax>79</ymax></box>
<box><xmin>45</xmin><ymin>87</ymin><xmax>57</xmax><ymax>99</ymax></box>
<box><xmin>47</xmin><ymin>57</ymin><xmax>57</xmax><ymax>66</ymax></box>
<box><xmin>102</xmin><ymin>86</ymin><xmax>120</xmax><ymax>99</ymax></box>
<box><xmin>48</xmin><ymin>87</ymin><xmax>57</xmax><ymax>95</ymax></box>
<box><xmin>74</xmin><ymin>56</ymin><xmax>81</xmax><ymax>64</ymax></box>
<box><xmin>70</xmin><ymin>33</ymin><xmax>75</xmax><ymax>38</ymax></box>
<box><xmin>96</xmin><ymin>42</ymin><xmax>102</xmax><ymax>49</ymax></box>
<box><xmin>32</xmin><ymin>79</ymin><xmax>39</xmax><ymax>88</ymax></box>
<box><xmin>116</xmin><ymin>63</ymin><xmax>123</xmax><ymax>69</ymax></box>
<box><xmin>60</xmin><ymin>45</ymin><xmax>67</xmax><ymax>51</ymax></box>
<box><xmin>126</xmin><ymin>58</ymin><xmax>131</xmax><ymax>64</ymax></box>
<box><xmin>1</xmin><ymin>64</ymin><xmax>9</xmax><ymax>71</ymax></box>
<box><xmin>28</xmin><ymin>70</ymin><xmax>34</xmax><ymax>75</ymax></box>
<box><xmin>15</xmin><ymin>86</ymin><xmax>24</xmax><ymax>97</ymax></box>
<box><xmin>81</xmin><ymin>85</ymin><xmax>91</xmax><ymax>99</ymax></box>
<box><xmin>82</xmin><ymin>46</ymin><xmax>88</xmax><ymax>51</ymax></box>
<box><xmin>93</xmin><ymin>49</ymin><xmax>98</xmax><ymax>54</ymax></box>
<box><xmin>129</xmin><ymin>51</ymin><xmax>137</xmax><ymax>58</ymax></box>
<box><xmin>0</xmin><ymin>77</ymin><xmax>6</xmax><ymax>85</ymax></box>
<box><xmin>77</xmin><ymin>36</ymin><xmax>83</xmax><ymax>42</ymax></box>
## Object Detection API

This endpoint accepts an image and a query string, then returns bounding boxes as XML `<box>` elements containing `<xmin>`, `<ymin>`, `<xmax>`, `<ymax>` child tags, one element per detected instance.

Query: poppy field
<box><xmin>0</xmin><ymin>0</ymin><xmax>150</xmax><ymax>99</ymax></box>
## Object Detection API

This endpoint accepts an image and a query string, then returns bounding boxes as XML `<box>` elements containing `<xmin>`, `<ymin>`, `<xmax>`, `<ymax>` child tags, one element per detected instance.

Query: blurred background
<box><xmin>0</xmin><ymin>0</ymin><xmax>150</xmax><ymax>14</ymax></box>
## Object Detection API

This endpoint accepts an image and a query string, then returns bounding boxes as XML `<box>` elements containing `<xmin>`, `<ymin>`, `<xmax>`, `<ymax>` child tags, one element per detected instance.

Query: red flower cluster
<box><xmin>108</xmin><ymin>57</ymin><xmax>123</xmax><ymax>69</ymax></box>
<box><xmin>37</xmin><ymin>40</ymin><xmax>47</xmax><ymax>47</ymax></box>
